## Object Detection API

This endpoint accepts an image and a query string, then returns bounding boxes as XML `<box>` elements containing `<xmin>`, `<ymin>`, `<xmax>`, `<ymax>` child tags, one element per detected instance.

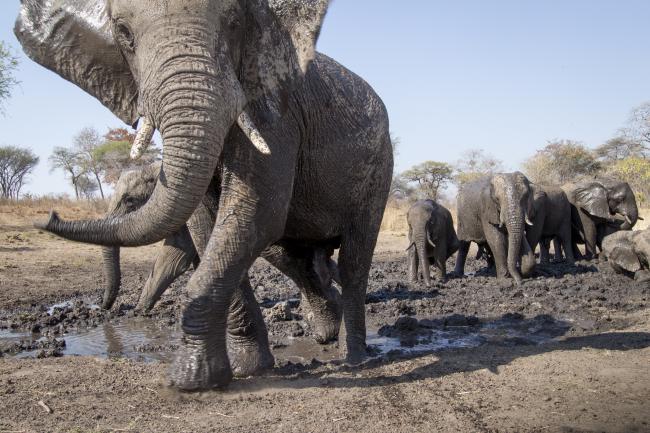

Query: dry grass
<box><xmin>0</xmin><ymin>197</ymin><xmax>107</xmax><ymax>229</ymax></box>
<box><xmin>638</xmin><ymin>208</ymin><xmax>649</xmax><ymax>230</ymax></box>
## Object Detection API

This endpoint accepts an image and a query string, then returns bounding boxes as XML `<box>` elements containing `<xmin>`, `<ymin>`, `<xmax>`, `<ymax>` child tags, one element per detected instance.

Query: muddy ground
<box><xmin>0</xmin><ymin>213</ymin><xmax>649</xmax><ymax>433</ymax></box>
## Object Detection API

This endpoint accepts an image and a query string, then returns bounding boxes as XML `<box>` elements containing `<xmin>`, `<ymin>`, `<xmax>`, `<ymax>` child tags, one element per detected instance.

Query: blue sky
<box><xmin>1</xmin><ymin>1</ymin><xmax>650</xmax><ymax>196</ymax></box>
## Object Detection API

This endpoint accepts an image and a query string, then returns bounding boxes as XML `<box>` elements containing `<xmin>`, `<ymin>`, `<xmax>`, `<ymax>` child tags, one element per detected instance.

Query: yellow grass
<box><xmin>0</xmin><ymin>197</ymin><xmax>107</xmax><ymax>228</ymax></box>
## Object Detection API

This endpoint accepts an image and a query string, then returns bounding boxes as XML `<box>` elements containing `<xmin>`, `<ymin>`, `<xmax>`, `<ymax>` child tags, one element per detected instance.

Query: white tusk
<box><xmin>130</xmin><ymin>117</ymin><xmax>155</xmax><ymax>160</ymax></box>
<box><xmin>525</xmin><ymin>215</ymin><xmax>534</xmax><ymax>226</ymax></box>
<box><xmin>624</xmin><ymin>214</ymin><xmax>633</xmax><ymax>226</ymax></box>
<box><xmin>427</xmin><ymin>232</ymin><xmax>436</xmax><ymax>248</ymax></box>
<box><xmin>237</xmin><ymin>111</ymin><xmax>271</xmax><ymax>155</ymax></box>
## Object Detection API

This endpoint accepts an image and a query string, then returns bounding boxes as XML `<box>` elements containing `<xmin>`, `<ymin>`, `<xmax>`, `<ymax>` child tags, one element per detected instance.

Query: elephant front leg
<box><xmin>484</xmin><ymin>224</ymin><xmax>508</xmax><ymax>279</ymax></box>
<box><xmin>227</xmin><ymin>275</ymin><xmax>274</xmax><ymax>377</ymax></box>
<box><xmin>453</xmin><ymin>241</ymin><xmax>470</xmax><ymax>277</ymax></box>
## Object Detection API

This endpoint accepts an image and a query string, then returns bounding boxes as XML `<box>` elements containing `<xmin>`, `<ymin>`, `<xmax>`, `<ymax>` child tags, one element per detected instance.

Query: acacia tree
<box><xmin>608</xmin><ymin>157</ymin><xmax>650</xmax><ymax>206</ymax></box>
<box><xmin>49</xmin><ymin>147</ymin><xmax>85</xmax><ymax>199</ymax></box>
<box><xmin>401</xmin><ymin>160</ymin><xmax>454</xmax><ymax>200</ymax></box>
<box><xmin>97</xmin><ymin>127</ymin><xmax>160</xmax><ymax>185</ymax></box>
<box><xmin>454</xmin><ymin>149</ymin><xmax>504</xmax><ymax>185</ymax></box>
<box><xmin>0</xmin><ymin>41</ymin><xmax>19</xmax><ymax>114</ymax></box>
<box><xmin>0</xmin><ymin>146</ymin><xmax>39</xmax><ymax>199</ymax></box>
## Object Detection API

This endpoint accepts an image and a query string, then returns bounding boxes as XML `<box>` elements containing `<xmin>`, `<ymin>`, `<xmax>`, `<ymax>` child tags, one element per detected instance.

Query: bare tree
<box><xmin>49</xmin><ymin>147</ymin><xmax>85</xmax><ymax>199</ymax></box>
<box><xmin>74</xmin><ymin>127</ymin><xmax>106</xmax><ymax>199</ymax></box>
<box><xmin>522</xmin><ymin>139</ymin><xmax>601</xmax><ymax>185</ymax></box>
<box><xmin>595</xmin><ymin>136</ymin><xmax>646</xmax><ymax>162</ymax></box>
<box><xmin>454</xmin><ymin>149</ymin><xmax>504</xmax><ymax>185</ymax></box>
<box><xmin>0</xmin><ymin>145</ymin><xmax>39</xmax><ymax>199</ymax></box>
<box><xmin>0</xmin><ymin>41</ymin><xmax>19</xmax><ymax>115</ymax></box>
<box><xmin>621</xmin><ymin>102</ymin><xmax>650</xmax><ymax>157</ymax></box>
<box><xmin>76</xmin><ymin>175</ymin><xmax>99</xmax><ymax>200</ymax></box>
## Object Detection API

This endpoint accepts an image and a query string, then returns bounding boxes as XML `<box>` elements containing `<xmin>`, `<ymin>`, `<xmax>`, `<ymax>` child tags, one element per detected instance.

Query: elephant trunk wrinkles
<box><xmin>40</xmin><ymin>49</ymin><xmax>244</xmax><ymax>247</ymax></box>
<box><xmin>415</xmin><ymin>232</ymin><xmax>431</xmax><ymax>287</ymax></box>
<box><xmin>101</xmin><ymin>246</ymin><xmax>120</xmax><ymax>310</ymax></box>
<box><xmin>506</xmin><ymin>202</ymin><xmax>525</xmax><ymax>285</ymax></box>
<box><xmin>620</xmin><ymin>204</ymin><xmax>639</xmax><ymax>230</ymax></box>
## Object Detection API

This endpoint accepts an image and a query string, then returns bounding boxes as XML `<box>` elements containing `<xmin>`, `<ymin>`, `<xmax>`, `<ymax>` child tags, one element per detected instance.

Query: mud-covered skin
<box><xmin>527</xmin><ymin>185</ymin><xmax>575</xmax><ymax>265</ymax></box>
<box><xmin>602</xmin><ymin>229</ymin><xmax>650</xmax><ymax>282</ymax></box>
<box><xmin>454</xmin><ymin>173</ymin><xmax>536</xmax><ymax>285</ymax></box>
<box><xmin>406</xmin><ymin>200</ymin><xmax>459</xmax><ymax>287</ymax></box>
<box><xmin>563</xmin><ymin>178</ymin><xmax>640</xmax><ymax>259</ymax></box>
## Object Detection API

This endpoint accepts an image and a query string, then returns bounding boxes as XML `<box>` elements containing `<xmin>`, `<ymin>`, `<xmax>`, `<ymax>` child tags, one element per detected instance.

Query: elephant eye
<box><xmin>114</xmin><ymin>20</ymin><xmax>136</xmax><ymax>52</ymax></box>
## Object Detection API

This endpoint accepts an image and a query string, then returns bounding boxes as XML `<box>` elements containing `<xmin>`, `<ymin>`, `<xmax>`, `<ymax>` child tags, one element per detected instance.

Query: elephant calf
<box><xmin>406</xmin><ymin>200</ymin><xmax>459</xmax><ymax>286</ymax></box>
<box><xmin>601</xmin><ymin>229</ymin><xmax>650</xmax><ymax>282</ymax></box>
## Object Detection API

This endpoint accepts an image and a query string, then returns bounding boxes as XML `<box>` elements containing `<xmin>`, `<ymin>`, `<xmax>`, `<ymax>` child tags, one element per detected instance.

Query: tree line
<box><xmin>392</xmin><ymin>102</ymin><xmax>650</xmax><ymax>207</ymax></box>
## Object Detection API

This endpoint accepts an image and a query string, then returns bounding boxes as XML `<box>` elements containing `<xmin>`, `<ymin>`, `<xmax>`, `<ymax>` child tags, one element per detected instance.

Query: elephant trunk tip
<box><xmin>34</xmin><ymin>210</ymin><xmax>59</xmax><ymax>231</ymax></box>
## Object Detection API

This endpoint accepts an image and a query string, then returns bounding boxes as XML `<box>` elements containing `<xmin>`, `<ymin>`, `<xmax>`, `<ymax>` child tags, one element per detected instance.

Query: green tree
<box><xmin>401</xmin><ymin>160</ymin><xmax>454</xmax><ymax>200</ymax></box>
<box><xmin>0</xmin><ymin>146</ymin><xmax>39</xmax><ymax>199</ymax></box>
<box><xmin>97</xmin><ymin>127</ymin><xmax>160</xmax><ymax>185</ymax></box>
<box><xmin>454</xmin><ymin>149</ymin><xmax>504</xmax><ymax>185</ymax></box>
<box><xmin>0</xmin><ymin>41</ymin><xmax>19</xmax><ymax>114</ymax></box>
<box><xmin>608</xmin><ymin>157</ymin><xmax>650</xmax><ymax>206</ymax></box>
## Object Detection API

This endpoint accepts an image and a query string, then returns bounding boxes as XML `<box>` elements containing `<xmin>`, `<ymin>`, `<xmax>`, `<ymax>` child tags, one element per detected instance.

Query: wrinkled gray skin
<box><xmin>562</xmin><ymin>178</ymin><xmax>640</xmax><ymax>259</ymax></box>
<box><xmin>102</xmin><ymin>162</ymin><xmax>341</xmax><ymax>347</ymax></box>
<box><xmin>526</xmin><ymin>185</ymin><xmax>575</xmax><ymax>265</ymax></box>
<box><xmin>406</xmin><ymin>200</ymin><xmax>459</xmax><ymax>287</ymax></box>
<box><xmin>17</xmin><ymin>0</ymin><xmax>392</xmax><ymax>390</ymax></box>
<box><xmin>601</xmin><ymin>229</ymin><xmax>650</xmax><ymax>283</ymax></box>
<box><xmin>454</xmin><ymin>172</ymin><xmax>536</xmax><ymax>285</ymax></box>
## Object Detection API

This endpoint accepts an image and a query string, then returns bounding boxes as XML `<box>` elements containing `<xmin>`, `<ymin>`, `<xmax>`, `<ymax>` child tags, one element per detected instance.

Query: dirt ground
<box><xmin>0</xmin><ymin>205</ymin><xmax>649</xmax><ymax>433</ymax></box>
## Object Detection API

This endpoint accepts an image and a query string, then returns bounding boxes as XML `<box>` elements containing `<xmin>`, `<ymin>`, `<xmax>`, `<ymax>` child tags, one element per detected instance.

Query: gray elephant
<box><xmin>406</xmin><ymin>200</ymin><xmax>459</xmax><ymax>286</ymax></box>
<box><xmin>453</xmin><ymin>172</ymin><xmax>536</xmax><ymax>284</ymax></box>
<box><xmin>18</xmin><ymin>0</ymin><xmax>393</xmax><ymax>390</ymax></box>
<box><xmin>526</xmin><ymin>185</ymin><xmax>575</xmax><ymax>265</ymax></box>
<box><xmin>562</xmin><ymin>178</ymin><xmax>641</xmax><ymax>259</ymax></box>
<box><xmin>601</xmin><ymin>229</ymin><xmax>650</xmax><ymax>282</ymax></box>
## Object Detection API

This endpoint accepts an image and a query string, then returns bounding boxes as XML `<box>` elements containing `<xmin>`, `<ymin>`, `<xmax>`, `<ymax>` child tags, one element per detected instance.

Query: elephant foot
<box><xmin>301</xmin><ymin>293</ymin><xmax>341</xmax><ymax>344</ymax></box>
<box><xmin>228</xmin><ymin>337</ymin><xmax>274</xmax><ymax>377</ymax></box>
<box><xmin>169</xmin><ymin>340</ymin><xmax>232</xmax><ymax>391</ymax></box>
<box><xmin>341</xmin><ymin>342</ymin><xmax>367</xmax><ymax>365</ymax></box>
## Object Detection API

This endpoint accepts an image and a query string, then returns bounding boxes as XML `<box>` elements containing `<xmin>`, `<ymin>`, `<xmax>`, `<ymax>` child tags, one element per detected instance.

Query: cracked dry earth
<box><xmin>0</xmin><ymin>225</ymin><xmax>649</xmax><ymax>433</ymax></box>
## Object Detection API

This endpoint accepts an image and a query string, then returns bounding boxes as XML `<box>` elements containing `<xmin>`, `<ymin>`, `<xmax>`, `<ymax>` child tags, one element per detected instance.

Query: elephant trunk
<box><xmin>505</xmin><ymin>204</ymin><xmax>525</xmax><ymax>285</ymax></box>
<box><xmin>415</xmin><ymin>231</ymin><xmax>431</xmax><ymax>288</ymax></box>
<box><xmin>101</xmin><ymin>246</ymin><xmax>120</xmax><ymax>310</ymax></box>
<box><xmin>620</xmin><ymin>204</ymin><xmax>639</xmax><ymax>230</ymax></box>
<box><xmin>37</xmin><ymin>37</ymin><xmax>245</xmax><ymax>247</ymax></box>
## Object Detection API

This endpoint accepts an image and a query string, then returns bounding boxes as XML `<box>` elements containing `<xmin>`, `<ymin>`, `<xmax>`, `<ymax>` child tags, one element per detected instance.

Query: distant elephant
<box><xmin>406</xmin><ymin>200</ymin><xmax>459</xmax><ymax>287</ymax></box>
<box><xmin>563</xmin><ymin>178</ymin><xmax>641</xmax><ymax>259</ymax></box>
<box><xmin>454</xmin><ymin>172</ymin><xmax>537</xmax><ymax>284</ymax></box>
<box><xmin>601</xmin><ymin>229</ymin><xmax>650</xmax><ymax>282</ymax></box>
<box><xmin>19</xmin><ymin>0</ymin><xmax>393</xmax><ymax>390</ymax></box>
<box><xmin>526</xmin><ymin>185</ymin><xmax>575</xmax><ymax>265</ymax></box>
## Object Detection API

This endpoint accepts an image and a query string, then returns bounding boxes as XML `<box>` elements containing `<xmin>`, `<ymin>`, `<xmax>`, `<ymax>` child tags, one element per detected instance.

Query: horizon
<box><xmin>1</xmin><ymin>1</ymin><xmax>650</xmax><ymax>197</ymax></box>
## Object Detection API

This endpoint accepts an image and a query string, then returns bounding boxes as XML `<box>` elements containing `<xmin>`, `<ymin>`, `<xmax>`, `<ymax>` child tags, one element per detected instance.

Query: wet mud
<box><xmin>1</xmin><ymin>255</ymin><xmax>646</xmax><ymax>366</ymax></box>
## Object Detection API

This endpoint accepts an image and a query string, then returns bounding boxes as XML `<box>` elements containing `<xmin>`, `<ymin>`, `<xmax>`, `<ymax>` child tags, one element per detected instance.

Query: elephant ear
<box><xmin>241</xmin><ymin>0</ymin><xmax>329</xmax><ymax>106</ymax></box>
<box><xmin>483</xmin><ymin>182</ymin><xmax>501</xmax><ymax>226</ymax></box>
<box><xmin>609</xmin><ymin>246</ymin><xmax>641</xmax><ymax>273</ymax></box>
<box><xmin>15</xmin><ymin>0</ymin><xmax>139</xmax><ymax>126</ymax></box>
<box><xmin>573</xmin><ymin>183</ymin><xmax>611</xmax><ymax>220</ymax></box>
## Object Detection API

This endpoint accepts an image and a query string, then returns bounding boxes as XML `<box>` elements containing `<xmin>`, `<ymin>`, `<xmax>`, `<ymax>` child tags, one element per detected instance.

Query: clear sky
<box><xmin>1</xmin><ymin>1</ymin><xmax>650</xmax><ymax>196</ymax></box>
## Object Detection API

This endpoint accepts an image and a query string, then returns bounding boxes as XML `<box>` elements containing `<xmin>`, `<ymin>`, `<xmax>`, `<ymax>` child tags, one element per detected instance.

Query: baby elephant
<box><xmin>407</xmin><ymin>200</ymin><xmax>459</xmax><ymax>286</ymax></box>
<box><xmin>601</xmin><ymin>229</ymin><xmax>650</xmax><ymax>283</ymax></box>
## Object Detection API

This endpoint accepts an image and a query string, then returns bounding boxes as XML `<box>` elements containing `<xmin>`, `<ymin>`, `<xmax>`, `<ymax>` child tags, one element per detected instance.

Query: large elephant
<box><xmin>406</xmin><ymin>200</ymin><xmax>459</xmax><ymax>287</ymax></box>
<box><xmin>453</xmin><ymin>172</ymin><xmax>536</xmax><ymax>284</ymax></box>
<box><xmin>601</xmin><ymin>229</ymin><xmax>650</xmax><ymax>282</ymax></box>
<box><xmin>526</xmin><ymin>185</ymin><xmax>575</xmax><ymax>265</ymax></box>
<box><xmin>17</xmin><ymin>0</ymin><xmax>393</xmax><ymax>390</ymax></box>
<box><xmin>562</xmin><ymin>179</ymin><xmax>641</xmax><ymax>259</ymax></box>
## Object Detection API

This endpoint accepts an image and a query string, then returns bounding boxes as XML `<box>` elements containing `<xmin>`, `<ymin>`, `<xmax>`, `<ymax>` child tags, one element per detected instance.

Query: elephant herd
<box><xmin>407</xmin><ymin>172</ymin><xmax>648</xmax><ymax>287</ymax></box>
<box><xmin>12</xmin><ymin>0</ymin><xmax>648</xmax><ymax>391</ymax></box>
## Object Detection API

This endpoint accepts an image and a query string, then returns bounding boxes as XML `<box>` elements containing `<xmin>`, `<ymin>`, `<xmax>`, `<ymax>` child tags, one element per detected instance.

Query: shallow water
<box><xmin>1</xmin><ymin>301</ymin><xmax>569</xmax><ymax>363</ymax></box>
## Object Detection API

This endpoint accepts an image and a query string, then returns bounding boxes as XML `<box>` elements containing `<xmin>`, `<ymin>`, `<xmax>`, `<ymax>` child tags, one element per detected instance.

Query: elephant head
<box><xmin>484</xmin><ymin>172</ymin><xmax>536</xmax><ymax>284</ymax></box>
<box><xmin>17</xmin><ymin>0</ymin><xmax>329</xmax><ymax>247</ymax></box>
<box><xmin>602</xmin><ymin>229</ymin><xmax>650</xmax><ymax>279</ymax></box>
<box><xmin>572</xmin><ymin>179</ymin><xmax>640</xmax><ymax>230</ymax></box>
<box><xmin>99</xmin><ymin>162</ymin><xmax>161</xmax><ymax>309</ymax></box>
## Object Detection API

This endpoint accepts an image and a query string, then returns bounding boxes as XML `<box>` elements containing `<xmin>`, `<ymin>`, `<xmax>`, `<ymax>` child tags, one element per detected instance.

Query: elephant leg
<box><xmin>227</xmin><ymin>275</ymin><xmax>274</xmax><ymax>377</ymax></box>
<box><xmin>136</xmin><ymin>225</ymin><xmax>197</xmax><ymax>312</ymax></box>
<box><xmin>337</xmin><ymin>214</ymin><xmax>382</xmax><ymax>365</ymax></box>
<box><xmin>578</xmin><ymin>209</ymin><xmax>598</xmax><ymax>259</ymax></box>
<box><xmin>552</xmin><ymin>237</ymin><xmax>562</xmax><ymax>261</ymax></box>
<box><xmin>261</xmin><ymin>242</ymin><xmax>341</xmax><ymax>344</ymax></box>
<box><xmin>559</xmin><ymin>224</ymin><xmax>575</xmax><ymax>265</ymax></box>
<box><xmin>539</xmin><ymin>238</ymin><xmax>550</xmax><ymax>265</ymax></box>
<box><xmin>434</xmin><ymin>245</ymin><xmax>447</xmax><ymax>283</ymax></box>
<box><xmin>408</xmin><ymin>244</ymin><xmax>419</xmax><ymax>283</ymax></box>
<box><xmin>453</xmin><ymin>240</ymin><xmax>471</xmax><ymax>276</ymax></box>
<box><xmin>484</xmin><ymin>225</ymin><xmax>508</xmax><ymax>279</ymax></box>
